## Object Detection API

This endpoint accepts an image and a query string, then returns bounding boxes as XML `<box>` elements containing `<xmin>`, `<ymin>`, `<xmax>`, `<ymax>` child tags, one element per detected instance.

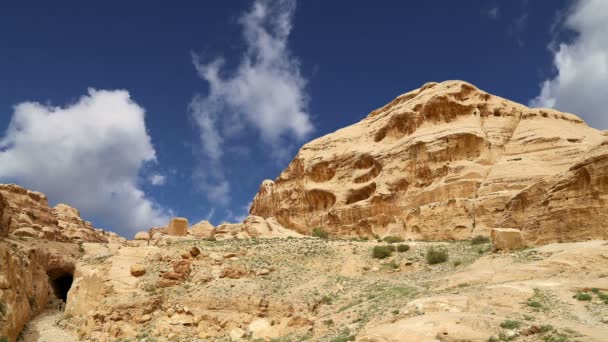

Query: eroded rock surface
<box><xmin>0</xmin><ymin>184</ymin><xmax>123</xmax><ymax>243</ymax></box>
<box><xmin>250</xmin><ymin>81</ymin><xmax>608</xmax><ymax>244</ymax></box>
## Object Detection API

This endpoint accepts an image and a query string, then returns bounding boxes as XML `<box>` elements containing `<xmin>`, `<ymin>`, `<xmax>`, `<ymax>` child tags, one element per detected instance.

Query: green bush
<box><xmin>203</xmin><ymin>236</ymin><xmax>217</xmax><ymax>242</ymax></box>
<box><xmin>372</xmin><ymin>245</ymin><xmax>394</xmax><ymax>259</ymax></box>
<box><xmin>312</xmin><ymin>227</ymin><xmax>329</xmax><ymax>239</ymax></box>
<box><xmin>0</xmin><ymin>336</ymin><xmax>9</xmax><ymax>342</ymax></box>
<box><xmin>574</xmin><ymin>292</ymin><xmax>592</xmax><ymax>301</ymax></box>
<box><xmin>383</xmin><ymin>236</ymin><xmax>405</xmax><ymax>244</ymax></box>
<box><xmin>471</xmin><ymin>235</ymin><xmax>490</xmax><ymax>245</ymax></box>
<box><xmin>526</xmin><ymin>300</ymin><xmax>542</xmax><ymax>309</ymax></box>
<box><xmin>396</xmin><ymin>244</ymin><xmax>410</xmax><ymax>252</ymax></box>
<box><xmin>500</xmin><ymin>320</ymin><xmax>522</xmax><ymax>329</ymax></box>
<box><xmin>426</xmin><ymin>247</ymin><xmax>448</xmax><ymax>264</ymax></box>
<box><xmin>0</xmin><ymin>300</ymin><xmax>6</xmax><ymax>316</ymax></box>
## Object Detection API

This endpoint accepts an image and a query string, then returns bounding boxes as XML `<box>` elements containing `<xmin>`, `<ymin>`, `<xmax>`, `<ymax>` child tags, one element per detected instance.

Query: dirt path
<box><xmin>17</xmin><ymin>308</ymin><xmax>77</xmax><ymax>342</ymax></box>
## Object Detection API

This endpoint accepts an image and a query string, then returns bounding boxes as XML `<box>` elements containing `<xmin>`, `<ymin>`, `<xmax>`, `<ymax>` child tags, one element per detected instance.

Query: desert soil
<box><xmin>17</xmin><ymin>306</ymin><xmax>77</xmax><ymax>342</ymax></box>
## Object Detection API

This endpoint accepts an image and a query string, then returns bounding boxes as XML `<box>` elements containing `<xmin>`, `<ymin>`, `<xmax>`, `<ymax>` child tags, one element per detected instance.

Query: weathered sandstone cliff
<box><xmin>0</xmin><ymin>184</ymin><xmax>123</xmax><ymax>243</ymax></box>
<box><xmin>250</xmin><ymin>81</ymin><xmax>608</xmax><ymax>243</ymax></box>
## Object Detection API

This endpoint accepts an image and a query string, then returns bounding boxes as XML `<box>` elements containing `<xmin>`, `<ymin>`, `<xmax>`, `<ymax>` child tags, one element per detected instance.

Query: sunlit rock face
<box><xmin>250</xmin><ymin>80</ymin><xmax>608</xmax><ymax>244</ymax></box>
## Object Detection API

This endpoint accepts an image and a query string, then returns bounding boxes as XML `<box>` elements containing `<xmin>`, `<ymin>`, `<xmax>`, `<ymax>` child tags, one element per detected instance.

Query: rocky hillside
<box><xmin>0</xmin><ymin>184</ymin><xmax>124</xmax><ymax>341</ymax></box>
<box><xmin>61</xmin><ymin>238</ymin><xmax>608</xmax><ymax>341</ymax></box>
<box><xmin>0</xmin><ymin>184</ymin><xmax>124</xmax><ymax>243</ymax></box>
<box><xmin>250</xmin><ymin>80</ymin><xmax>608</xmax><ymax>244</ymax></box>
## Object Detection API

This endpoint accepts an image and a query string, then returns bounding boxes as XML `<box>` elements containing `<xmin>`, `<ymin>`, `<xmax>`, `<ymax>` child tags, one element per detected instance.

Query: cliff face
<box><xmin>0</xmin><ymin>184</ymin><xmax>124</xmax><ymax>243</ymax></box>
<box><xmin>250</xmin><ymin>81</ymin><xmax>608</xmax><ymax>243</ymax></box>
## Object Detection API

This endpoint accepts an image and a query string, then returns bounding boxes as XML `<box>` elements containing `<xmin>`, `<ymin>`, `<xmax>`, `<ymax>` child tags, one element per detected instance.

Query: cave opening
<box><xmin>48</xmin><ymin>270</ymin><xmax>74</xmax><ymax>303</ymax></box>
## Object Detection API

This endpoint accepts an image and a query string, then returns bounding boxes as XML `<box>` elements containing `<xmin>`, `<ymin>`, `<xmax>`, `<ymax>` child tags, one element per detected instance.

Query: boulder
<box><xmin>134</xmin><ymin>231</ymin><xmax>150</xmax><ymax>241</ymax></box>
<box><xmin>167</xmin><ymin>218</ymin><xmax>188</xmax><ymax>236</ymax></box>
<box><xmin>491</xmin><ymin>228</ymin><xmax>527</xmax><ymax>251</ymax></box>
<box><xmin>190</xmin><ymin>220</ymin><xmax>214</xmax><ymax>238</ymax></box>
<box><xmin>130</xmin><ymin>264</ymin><xmax>146</xmax><ymax>277</ymax></box>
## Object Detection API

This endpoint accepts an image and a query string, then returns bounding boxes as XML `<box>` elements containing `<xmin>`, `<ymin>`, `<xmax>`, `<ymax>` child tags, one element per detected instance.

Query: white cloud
<box><xmin>487</xmin><ymin>6</ymin><xmax>500</xmax><ymax>20</ymax></box>
<box><xmin>0</xmin><ymin>89</ymin><xmax>171</xmax><ymax>234</ymax></box>
<box><xmin>190</xmin><ymin>0</ymin><xmax>313</xmax><ymax>204</ymax></box>
<box><xmin>149</xmin><ymin>174</ymin><xmax>166</xmax><ymax>186</ymax></box>
<box><xmin>530</xmin><ymin>0</ymin><xmax>608</xmax><ymax>129</ymax></box>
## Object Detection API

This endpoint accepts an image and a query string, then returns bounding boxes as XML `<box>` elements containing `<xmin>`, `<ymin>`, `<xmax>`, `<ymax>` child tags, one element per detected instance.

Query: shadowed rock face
<box><xmin>250</xmin><ymin>80</ymin><xmax>608</xmax><ymax>243</ymax></box>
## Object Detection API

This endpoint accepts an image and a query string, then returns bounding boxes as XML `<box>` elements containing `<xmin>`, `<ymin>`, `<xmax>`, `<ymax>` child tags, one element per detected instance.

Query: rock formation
<box><xmin>167</xmin><ymin>218</ymin><xmax>188</xmax><ymax>236</ymax></box>
<box><xmin>250</xmin><ymin>81</ymin><xmax>608</xmax><ymax>244</ymax></box>
<box><xmin>189</xmin><ymin>220</ymin><xmax>214</xmax><ymax>238</ymax></box>
<box><xmin>0</xmin><ymin>184</ymin><xmax>124</xmax><ymax>243</ymax></box>
<box><xmin>213</xmin><ymin>215</ymin><xmax>304</xmax><ymax>240</ymax></box>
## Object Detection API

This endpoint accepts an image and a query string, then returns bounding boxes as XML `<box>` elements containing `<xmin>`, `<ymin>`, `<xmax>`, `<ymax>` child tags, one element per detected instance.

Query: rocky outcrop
<box><xmin>213</xmin><ymin>215</ymin><xmax>303</xmax><ymax>240</ymax></box>
<box><xmin>0</xmin><ymin>192</ymin><xmax>9</xmax><ymax>237</ymax></box>
<box><xmin>0</xmin><ymin>184</ymin><xmax>124</xmax><ymax>243</ymax></box>
<box><xmin>190</xmin><ymin>220</ymin><xmax>214</xmax><ymax>238</ymax></box>
<box><xmin>167</xmin><ymin>218</ymin><xmax>188</xmax><ymax>236</ymax></box>
<box><xmin>0</xmin><ymin>240</ymin><xmax>78</xmax><ymax>341</ymax></box>
<box><xmin>0</xmin><ymin>184</ymin><xmax>59</xmax><ymax>238</ymax></box>
<box><xmin>501</xmin><ymin>144</ymin><xmax>608</xmax><ymax>245</ymax></box>
<box><xmin>491</xmin><ymin>228</ymin><xmax>526</xmax><ymax>251</ymax></box>
<box><xmin>250</xmin><ymin>81</ymin><xmax>607</xmax><ymax>244</ymax></box>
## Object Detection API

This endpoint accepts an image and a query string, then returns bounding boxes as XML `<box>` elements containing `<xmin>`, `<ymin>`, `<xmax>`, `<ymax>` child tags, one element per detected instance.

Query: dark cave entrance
<box><xmin>47</xmin><ymin>270</ymin><xmax>74</xmax><ymax>303</ymax></box>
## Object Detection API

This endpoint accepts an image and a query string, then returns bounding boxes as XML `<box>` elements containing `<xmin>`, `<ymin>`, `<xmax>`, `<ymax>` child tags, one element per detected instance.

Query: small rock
<box><xmin>602</xmin><ymin>316</ymin><xmax>608</xmax><ymax>324</ymax></box>
<box><xmin>256</xmin><ymin>268</ymin><xmax>270</xmax><ymax>276</ymax></box>
<box><xmin>139</xmin><ymin>314</ymin><xmax>152</xmax><ymax>323</ymax></box>
<box><xmin>371</xmin><ymin>267</ymin><xmax>380</xmax><ymax>272</ymax></box>
<box><xmin>229</xmin><ymin>328</ymin><xmax>245</xmax><ymax>341</ymax></box>
<box><xmin>130</xmin><ymin>264</ymin><xmax>146</xmax><ymax>277</ymax></box>
<box><xmin>190</xmin><ymin>247</ymin><xmax>201</xmax><ymax>257</ymax></box>
<box><xmin>224</xmin><ymin>253</ymin><xmax>237</xmax><ymax>259</ymax></box>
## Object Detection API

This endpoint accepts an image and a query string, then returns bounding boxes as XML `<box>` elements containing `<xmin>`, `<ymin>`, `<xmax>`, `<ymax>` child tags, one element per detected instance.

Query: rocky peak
<box><xmin>250</xmin><ymin>80</ymin><xmax>608</xmax><ymax>244</ymax></box>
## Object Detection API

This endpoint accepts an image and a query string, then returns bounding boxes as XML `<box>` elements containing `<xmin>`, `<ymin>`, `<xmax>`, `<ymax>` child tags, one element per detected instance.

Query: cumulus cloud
<box><xmin>0</xmin><ymin>89</ymin><xmax>171</xmax><ymax>234</ymax></box>
<box><xmin>190</xmin><ymin>0</ymin><xmax>313</xmax><ymax>204</ymax></box>
<box><xmin>530</xmin><ymin>0</ymin><xmax>608</xmax><ymax>129</ymax></box>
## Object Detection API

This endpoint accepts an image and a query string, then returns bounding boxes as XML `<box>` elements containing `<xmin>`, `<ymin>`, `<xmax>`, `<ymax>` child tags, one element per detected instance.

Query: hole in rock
<box><xmin>48</xmin><ymin>270</ymin><xmax>74</xmax><ymax>302</ymax></box>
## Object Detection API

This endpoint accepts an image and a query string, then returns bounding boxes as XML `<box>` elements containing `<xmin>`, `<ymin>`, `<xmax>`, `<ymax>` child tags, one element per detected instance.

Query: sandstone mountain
<box><xmin>250</xmin><ymin>80</ymin><xmax>608</xmax><ymax>245</ymax></box>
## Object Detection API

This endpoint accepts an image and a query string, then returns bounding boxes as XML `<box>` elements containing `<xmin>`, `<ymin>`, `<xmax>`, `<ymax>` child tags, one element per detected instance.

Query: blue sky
<box><xmin>1</xmin><ymin>0</ymin><xmax>607</xmax><ymax>237</ymax></box>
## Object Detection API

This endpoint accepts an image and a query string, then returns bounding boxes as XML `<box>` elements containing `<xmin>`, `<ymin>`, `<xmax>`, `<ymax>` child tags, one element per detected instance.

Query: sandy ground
<box><xmin>17</xmin><ymin>306</ymin><xmax>77</xmax><ymax>342</ymax></box>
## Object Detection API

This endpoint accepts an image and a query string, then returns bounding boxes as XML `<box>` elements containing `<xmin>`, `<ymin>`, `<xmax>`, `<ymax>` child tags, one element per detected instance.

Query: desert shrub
<box><xmin>0</xmin><ymin>300</ymin><xmax>6</xmax><ymax>315</ymax></box>
<box><xmin>372</xmin><ymin>245</ymin><xmax>394</xmax><ymax>259</ymax></box>
<box><xmin>0</xmin><ymin>336</ymin><xmax>8</xmax><ymax>342</ymax></box>
<box><xmin>203</xmin><ymin>236</ymin><xmax>217</xmax><ymax>242</ymax></box>
<box><xmin>426</xmin><ymin>247</ymin><xmax>448</xmax><ymax>264</ymax></box>
<box><xmin>312</xmin><ymin>227</ymin><xmax>329</xmax><ymax>239</ymax></box>
<box><xmin>574</xmin><ymin>292</ymin><xmax>592</xmax><ymax>301</ymax></box>
<box><xmin>330</xmin><ymin>331</ymin><xmax>356</xmax><ymax>342</ymax></box>
<box><xmin>396</xmin><ymin>244</ymin><xmax>410</xmax><ymax>252</ymax></box>
<box><xmin>388</xmin><ymin>260</ymin><xmax>399</xmax><ymax>269</ymax></box>
<box><xmin>453</xmin><ymin>260</ymin><xmax>462</xmax><ymax>267</ymax></box>
<box><xmin>383</xmin><ymin>235</ymin><xmax>405</xmax><ymax>244</ymax></box>
<box><xmin>500</xmin><ymin>320</ymin><xmax>522</xmax><ymax>329</ymax></box>
<box><xmin>321</xmin><ymin>295</ymin><xmax>333</xmax><ymax>305</ymax></box>
<box><xmin>471</xmin><ymin>235</ymin><xmax>490</xmax><ymax>245</ymax></box>
<box><xmin>526</xmin><ymin>300</ymin><xmax>542</xmax><ymax>309</ymax></box>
